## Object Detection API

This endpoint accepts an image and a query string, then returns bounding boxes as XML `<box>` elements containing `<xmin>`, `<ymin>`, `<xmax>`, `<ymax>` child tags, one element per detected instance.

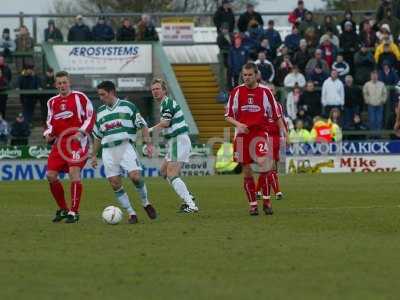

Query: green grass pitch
<box><xmin>1</xmin><ymin>173</ymin><xmax>400</xmax><ymax>300</ymax></box>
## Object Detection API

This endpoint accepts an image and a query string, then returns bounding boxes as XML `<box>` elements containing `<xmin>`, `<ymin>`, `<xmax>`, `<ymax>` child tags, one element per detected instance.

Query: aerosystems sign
<box><xmin>53</xmin><ymin>44</ymin><xmax>152</xmax><ymax>74</ymax></box>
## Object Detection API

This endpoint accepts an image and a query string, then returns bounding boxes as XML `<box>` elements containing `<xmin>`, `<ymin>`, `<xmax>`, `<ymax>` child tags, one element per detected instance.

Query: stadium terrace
<box><xmin>68</xmin><ymin>46</ymin><xmax>140</xmax><ymax>57</ymax></box>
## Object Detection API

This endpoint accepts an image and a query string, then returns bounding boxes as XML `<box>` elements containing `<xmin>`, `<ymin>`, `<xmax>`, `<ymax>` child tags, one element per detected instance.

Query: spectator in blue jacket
<box><xmin>257</xmin><ymin>38</ymin><xmax>275</xmax><ymax>61</ymax></box>
<box><xmin>284</xmin><ymin>26</ymin><xmax>301</xmax><ymax>54</ymax></box>
<box><xmin>307</xmin><ymin>63</ymin><xmax>329</xmax><ymax>87</ymax></box>
<box><xmin>332</xmin><ymin>54</ymin><xmax>350</xmax><ymax>82</ymax></box>
<box><xmin>68</xmin><ymin>15</ymin><xmax>91</xmax><ymax>42</ymax></box>
<box><xmin>263</xmin><ymin>20</ymin><xmax>282</xmax><ymax>53</ymax></box>
<box><xmin>255</xmin><ymin>51</ymin><xmax>275</xmax><ymax>83</ymax></box>
<box><xmin>228</xmin><ymin>35</ymin><xmax>248</xmax><ymax>89</ymax></box>
<box><xmin>378</xmin><ymin>62</ymin><xmax>399</xmax><ymax>86</ymax></box>
<box><xmin>92</xmin><ymin>17</ymin><xmax>115</xmax><ymax>41</ymax></box>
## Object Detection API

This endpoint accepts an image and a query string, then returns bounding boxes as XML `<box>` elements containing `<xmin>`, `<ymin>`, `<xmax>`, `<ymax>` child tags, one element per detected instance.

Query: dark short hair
<box><xmin>97</xmin><ymin>80</ymin><xmax>116</xmax><ymax>93</ymax></box>
<box><xmin>55</xmin><ymin>71</ymin><xmax>69</xmax><ymax>78</ymax></box>
<box><xmin>242</xmin><ymin>62</ymin><xmax>258</xmax><ymax>73</ymax></box>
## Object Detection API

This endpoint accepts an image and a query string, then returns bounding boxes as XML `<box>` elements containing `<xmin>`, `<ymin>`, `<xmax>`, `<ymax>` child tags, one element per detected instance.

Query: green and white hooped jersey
<box><xmin>160</xmin><ymin>96</ymin><xmax>189</xmax><ymax>139</ymax></box>
<box><xmin>93</xmin><ymin>99</ymin><xmax>147</xmax><ymax>148</ymax></box>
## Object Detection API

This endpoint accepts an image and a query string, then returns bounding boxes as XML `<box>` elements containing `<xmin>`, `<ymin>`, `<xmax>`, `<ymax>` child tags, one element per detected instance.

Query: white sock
<box><xmin>134</xmin><ymin>179</ymin><xmax>150</xmax><ymax>207</ymax></box>
<box><xmin>114</xmin><ymin>187</ymin><xmax>135</xmax><ymax>215</ymax></box>
<box><xmin>169</xmin><ymin>177</ymin><xmax>196</xmax><ymax>207</ymax></box>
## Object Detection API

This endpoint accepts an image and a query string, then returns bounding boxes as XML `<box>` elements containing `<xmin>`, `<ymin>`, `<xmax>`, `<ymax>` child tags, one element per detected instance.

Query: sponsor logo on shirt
<box><xmin>104</xmin><ymin>121</ymin><xmax>123</xmax><ymax>131</ymax></box>
<box><xmin>54</xmin><ymin>111</ymin><xmax>74</xmax><ymax>120</ymax></box>
<box><xmin>241</xmin><ymin>105</ymin><xmax>261</xmax><ymax>112</ymax></box>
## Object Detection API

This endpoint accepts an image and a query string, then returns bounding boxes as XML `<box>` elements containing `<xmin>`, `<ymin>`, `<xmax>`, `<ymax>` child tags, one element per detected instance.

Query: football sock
<box><xmin>49</xmin><ymin>180</ymin><xmax>68</xmax><ymax>210</ymax></box>
<box><xmin>114</xmin><ymin>187</ymin><xmax>135</xmax><ymax>215</ymax></box>
<box><xmin>268</xmin><ymin>170</ymin><xmax>281</xmax><ymax>194</ymax></box>
<box><xmin>70</xmin><ymin>181</ymin><xmax>82</xmax><ymax>213</ymax></box>
<box><xmin>243</xmin><ymin>176</ymin><xmax>257</xmax><ymax>206</ymax></box>
<box><xmin>133</xmin><ymin>179</ymin><xmax>150</xmax><ymax>207</ymax></box>
<box><xmin>258</xmin><ymin>172</ymin><xmax>271</xmax><ymax>199</ymax></box>
<box><xmin>168</xmin><ymin>176</ymin><xmax>195</xmax><ymax>207</ymax></box>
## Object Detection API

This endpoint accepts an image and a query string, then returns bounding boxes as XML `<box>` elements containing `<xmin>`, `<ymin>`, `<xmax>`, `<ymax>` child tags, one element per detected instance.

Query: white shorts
<box><xmin>165</xmin><ymin>134</ymin><xmax>192</xmax><ymax>163</ymax></box>
<box><xmin>102</xmin><ymin>141</ymin><xmax>142</xmax><ymax>178</ymax></box>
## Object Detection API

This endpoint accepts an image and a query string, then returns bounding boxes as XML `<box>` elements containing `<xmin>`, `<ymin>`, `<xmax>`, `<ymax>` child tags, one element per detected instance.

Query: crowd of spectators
<box><xmin>215</xmin><ymin>0</ymin><xmax>400</xmax><ymax>140</ymax></box>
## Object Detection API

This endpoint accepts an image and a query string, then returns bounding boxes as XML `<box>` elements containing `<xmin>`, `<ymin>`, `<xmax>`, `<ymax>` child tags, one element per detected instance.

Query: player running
<box><xmin>150</xmin><ymin>78</ymin><xmax>199</xmax><ymax>213</ymax></box>
<box><xmin>44</xmin><ymin>71</ymin><xmax>95</xmax><ymax>223</ymax></box>
<box><xmin>91</xmin><ymin>81</ymin><xmax>157</xmax><ymax>224</ymax></box>
<box><xmin>225</xmin><ymin>63</ymin><xmax>288</xmax><ymax>216</ymax></box>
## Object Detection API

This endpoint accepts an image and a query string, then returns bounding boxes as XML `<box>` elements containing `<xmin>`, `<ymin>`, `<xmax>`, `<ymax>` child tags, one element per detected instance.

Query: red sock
<box><xmin>243</xmin><ymin>176</ymin><xmax>257</xmax><ymax>206</ymax></box>
<box><xmin>49</xmin><ymin>180</ymin><xmax>68</xmax><ymax>210</ymax></box>
<box><xmin>71</xmin><ymin>181</ymin><xmax>83</xmax><ymax>213</ymax></box>
<box><xmin>258</xmin><ymin>173</ymin><xmax>270</xmax><ymax>198</ymax></box>
<box><xmin>268</xmin><ymin>170</ymin><xmax>281</xmax><ymax>194</ymax></box>
<box><xmin>256</xmin><ymin>175</ymin><xmax>262</xmax><ymax>194</ymax></box>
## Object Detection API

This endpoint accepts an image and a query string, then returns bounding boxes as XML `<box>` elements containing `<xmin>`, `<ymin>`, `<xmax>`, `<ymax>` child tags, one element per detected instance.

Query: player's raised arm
<box><xmin>43</xmin><ymin>98</ymin><xmax>56</xmax><ymax>143</ymax></box>
<box><xmin>135</xmin><ymin>111</ymin><xmax>153</xmax><ymax>158</ymax></box>
<box><xmin>78</xmin><ymin>92</ymin><xmax>96</xmax><ymax>135</ymax></box>
<box><xmin>91</xmin><ymin>136</ymin><xmax>101</xmax><ymax>168</ymax></box>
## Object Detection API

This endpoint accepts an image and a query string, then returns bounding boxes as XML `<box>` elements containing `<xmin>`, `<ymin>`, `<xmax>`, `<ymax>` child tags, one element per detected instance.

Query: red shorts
<box><xmin>234</xmin><ymin>130</ymin><xmax>273</xmax><ymax>165</ymax></box>
<box><xmin>47</xmin><ymin>138</ymin><xmax>89</xmax><ymax>173</ymax></box>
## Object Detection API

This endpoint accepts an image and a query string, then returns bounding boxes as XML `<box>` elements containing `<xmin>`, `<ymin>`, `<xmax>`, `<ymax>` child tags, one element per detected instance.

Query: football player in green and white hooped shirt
<box><xmin>150</xmin><ymin>78</ymin><xmax>198</xmax><ymax>213</ymax></box>
<box><xmin>91</xmin><ymin>81</ymin><xmax>157</xmax><ymax>224</ymax></box>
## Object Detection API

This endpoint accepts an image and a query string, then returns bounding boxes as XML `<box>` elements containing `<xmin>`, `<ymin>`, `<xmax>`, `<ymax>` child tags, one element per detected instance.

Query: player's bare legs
<box><xmin>165</xmin><ymin>161</ymin><xmax>198</xmax><ymax>212</ymax></box>
<box><xmin>108</xmin><ymin>175</ymin><xmax>138</xmax><ymax>224</ymax></box>
<box><xmin>65</xmin><ymin>166</ymin><xmax>83</xmax><ymax>223</ymax></box>
<box><xmin>242</xmin><ymin>164</ymin><xmax>258</xmax><ymax>215</ymax></box>
<box><xmin>47</xmin><ymin>170</ymin><xmax>68</xmax><ymax>222</ymax></box>
<box><xmin>128</xmin><ymin>170</ymin><xmax>157</xmax><ymax>220</ymax></box>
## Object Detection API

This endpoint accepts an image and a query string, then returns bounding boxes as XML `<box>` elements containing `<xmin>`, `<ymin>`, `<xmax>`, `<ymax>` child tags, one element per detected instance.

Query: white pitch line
<box><xmin>282</xmin><ymin>205</ymin><xmax>400</xmax><ymax>211</ymax></box>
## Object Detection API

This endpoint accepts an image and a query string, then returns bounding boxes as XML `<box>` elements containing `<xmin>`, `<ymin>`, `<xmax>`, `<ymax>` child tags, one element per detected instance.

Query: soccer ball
<box><xmin>102</xmin><ymin>206</ymin><xmax>123</xmax><ymax>225</ymax></box>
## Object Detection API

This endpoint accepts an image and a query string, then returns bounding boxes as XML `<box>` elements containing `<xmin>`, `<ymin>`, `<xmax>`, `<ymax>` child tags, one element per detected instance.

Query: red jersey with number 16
<box><xmin>225</xmin><ymin>84</ymin><xmax>282</xmax><ymax>132</ymax></box>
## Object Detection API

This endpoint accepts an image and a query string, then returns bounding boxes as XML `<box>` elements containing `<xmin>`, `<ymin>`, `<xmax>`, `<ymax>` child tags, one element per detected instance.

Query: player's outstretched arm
<box><xmin>91</xmin><ymin>137</ymin><xmax>101</xmax><ymax>168</ymax></box>
<box><xmin>141</xmin><ymin>126</ymin><xmax>154</xmax><ymax>158</ymax></box>
<box><xmin>149</xmin><ymin>119</ymin><xmax>171</xmax><ymax>132</ymax></box>
<box><xmin>277</xmin><ymin>118</ymin><xmax>288</xmax><ymax>144</ymax></box>
<box><xmin>225</xmin><ymin>116</ymin><xmax>249</xmax><ymax>134</ymax></box>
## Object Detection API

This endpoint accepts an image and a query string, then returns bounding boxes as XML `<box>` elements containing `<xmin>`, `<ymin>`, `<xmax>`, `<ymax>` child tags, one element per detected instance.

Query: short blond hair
<box><xmin>151</xmin><ymin>78</ymin><xmax>168</xmax><ymax>92</ymax></box>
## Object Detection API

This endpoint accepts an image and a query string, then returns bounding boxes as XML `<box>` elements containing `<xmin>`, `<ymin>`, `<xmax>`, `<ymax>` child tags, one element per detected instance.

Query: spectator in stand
<box><xmin>298</xmin><ymin>11</ymin><xmax>319</xmax><ymax>40</ymax></box>
<box><xmin>245</xmin><ymin>20</ymin><xmax>264</xmax><ymax>58</ymax></box>
<box><xmin>228</xmin><ymin>35</ymin><xmax>248</xmax><ymax>89</ymax></box>
<box><xmin>354</xmin><ymin>44</ymin><xmax>376</xmax><ymax>85</ymax></box>
<box><xmin>284</xmin><ymin>65</ymin><xmax>306</xmax><ymax>88</ymax></box>
<box><xmin>0</xmin><ymin>28</ymin><xmax>16</xmax><ymax>61</ymax></box>
<box><xmin>363</xmin><ymin>70</ymin><xmax>388</xmax><ymax>132</ymax></box>
<box><xmin>289</xmin><ymin>119</ymin><xmax>311</xmax><ymax>143</ymax></box>
<box><xmin>15</xmin><ymin>25</ymin><xmax>34</xmax><ymax>73</ymax></box>
<box><xmin>255</xmin><ymin>51</ymin><xmax>274</xmax><ymax>83</ymax></box>
<box><xmin>44</xmin><ymin>19</ymin><xmax>63</xmax><ymax>43</ymax></box>
<box><xmin>359</xmin><ymin>21</ymin><xmax>378</xmax><ymax>49</ymax></box>
<box><xmin>274</xmin><ymin>54</ymin><xmax>293</xmax><ymax>87</ymax></box>
<box><xmin>305</xmin><ymin>49</ymin><xmax>329</xmax><ymax>77</ymax></box>
<box><xmin>310</xmin><ymin>116</ymin><xmax>342</xmax><ymax>142</ymax></box>
<box><xmin>332</xmin><ymin>54</ymin><xmax>350</xmax><ymax>82</ymax></box>
<box><xmin>319</xmin><ymin>28</ymin><xmax>340</xmax><ymax>48</ymax></box>
<box><xmin>376</xmin><ymin>23</ymin><xmax>393</xmax><ymax>42</ymax></box>
<box><xmin>10</xmin><ymin>113</ymin><xmax>30</xmax><ymax>146</ymax></box>
<box><xmin>344</xmin><ymin>75</ymin><xmax>364</xmax><ymax>128</ymax></box>
<box><xmin>116</xmin><ymin>18</ymin><xmax>136</xmax><ymax>41</ymax></box>
<box><xmin>213</xmin><ymin>0</ymin><xmax>235</xmax><ymax>33</ymax></box>
<box><xmin>68</xmin><ymin>15</ymin><xmax>91</xmax><ymax>42</ymax></box>
<box><xmin>307</xmin><ymin>63</ymin><xmax>329</xmax><ymax>87</ymax></box>
<box><xmin>377</xmin><ymin>0</ymin><xmax>400</xmax><ymax>23</ymax></box>
<box><xmin>360</xmin><ymin>12</ymin><xmax>379</xmax><ymax>32</ymax></box>
<box><xmin>347</xmin><ymin>114</ymin><xmax>368</xmax><ymax>139</ymax></box>
<box><xmin>92</xmin><ymin>17</ymin><xmax>115</xmax><ymax>42</ymax></box>
<box><xmin>137</xmin><ymin>14</ymin><xmax>159</xmax><ymax>41</ymax></box>
<box><xmin>263</xmin><ymin>20</ymin><xmax>282</xmax><ymax>54</ymax></box>
<box><xmin>217</xmin><ymin>25</ymin><xmax>233</xmax><ymax>89</ymax></box>
<box><xmin>284</xmin><ymin>26</ymin><xmax>301</xmax><ymax>54</ymax></box>
<box><xmin>319</xmin><ymin>15</ymin><xmax>339</xmax><ymax>37</ymax></box>
<box><xmin>321</xmin><ymin>69</ymin><xmax>344</xmax><ymax>117</ymax></box>
<box><xmin>257</xmin><ymin>38</ymin><xmax>275</xmax><ymax>61</ymax></box>
<box><xmin>0</xmin><ymin>115</ymin><xmax>9</xmax><ymax>144</ymax></box>
<box><xmin>292</xmin><ymin>39</ymin><xmax>311</xmax><ymax>74</ymax></box>
<box><xmin>41</xmin><ymin>68</ymin><xmax>55</xmax><ymax>123</ymax></box>
<box><xmin>379</xmin><ymin>62</ymin><xmax>399</xmax><ymax>85</ymax></box>
<box><xmin>286</xmin><ymin>86</ymin><xmax>302</xmax><ymax>120</ymax></box>
<box><xmin>237</xmin><ymin>3</ymin><xmax>263</xmax><ymax>33</ymax></box>
<box><xmin>299</xmin><ymin>81</ymin><xmax>321</xmax><ymax>119</ymax></box>
<box><xmin>340</xmin><ymin>10</ymin><xmax>357</xmax><ymax>33</ymax></box>
<box><xmin>0</xmin><ymin>68</ymin><xmax>9</xmax><ymax>119</ymax></box>
<box><xmin>318</xmin><ymin>35</ymin><xmax>338</xmax><ymax>68</ymax></box>
<box><xmin>0</xmin><ymin>56</ymin><xmax>11</xmax><ymax>85</ymax></box>
<box><xmin>17</xmin><ymin>65</ymin><xmax>41</xmax><ymax>126</ymax></box>
<box><xmin>339</xmin><ymin>21</ymin><xmax>360</xmax><ymax>69</ymax></box>
<box><xmin>375</xmin><ymin>39</ymin><xmax>400</xmax><ymax>68</ymax></box>
<box><xmin>328</xmin><ymin>108</ymin><xmax>344</xmax><ymax>136</ymax></box>
<box><xmin>288</xmin><ymin>0</ymin><xmax>308</xmax><ymax>26</ymax></box>
<box><xmin>378</xmin><ymin>7</ymin><xmax>400</xmax><ymax>40</ymax></box>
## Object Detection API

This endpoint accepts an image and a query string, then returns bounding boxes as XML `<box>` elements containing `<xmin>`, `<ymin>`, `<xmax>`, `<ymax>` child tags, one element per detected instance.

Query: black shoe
<box><xmin>178</xmin><ymin>203</ymin><xmax>199</xmax><ymax>213</ymax></box>
<box><xmin>144</xmin><ymin>205</ymin><xmax>157</xmax><ymax>219</ymax></box>
<box><xmin>249</xmin><ymin>205</ymin><xmax>259</xmax><ymax>216</ymax></box>
<box><xmin>52</xmin><ymin>209</ymin><xmax>68</xmax><ymax>223</ymax></box>
<box><xmin>65</xmin><ymin>212</ymin><xmax>79</xmax><ymax>223</ymax></box>
<box><xmin>128</xmin><ymin>214</ymin><xmax>138</xmax><ymax>224</ymax></box>
<box><xmin>263</xmin><ymin>205</ymin><xmax>274</xmax><ymax>215</ymax></box>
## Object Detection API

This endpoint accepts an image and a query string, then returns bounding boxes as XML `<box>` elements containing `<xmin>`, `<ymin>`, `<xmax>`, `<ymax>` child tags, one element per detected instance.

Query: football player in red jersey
<box><xmin>225</xmin><ymin>63</ymin><xmax>288</xmax><ymax>216</ymax></box>
<box><xmin>44</xmin><ymin>71</ymin><xmax>95</xmax><ymax>223</ymax></box>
